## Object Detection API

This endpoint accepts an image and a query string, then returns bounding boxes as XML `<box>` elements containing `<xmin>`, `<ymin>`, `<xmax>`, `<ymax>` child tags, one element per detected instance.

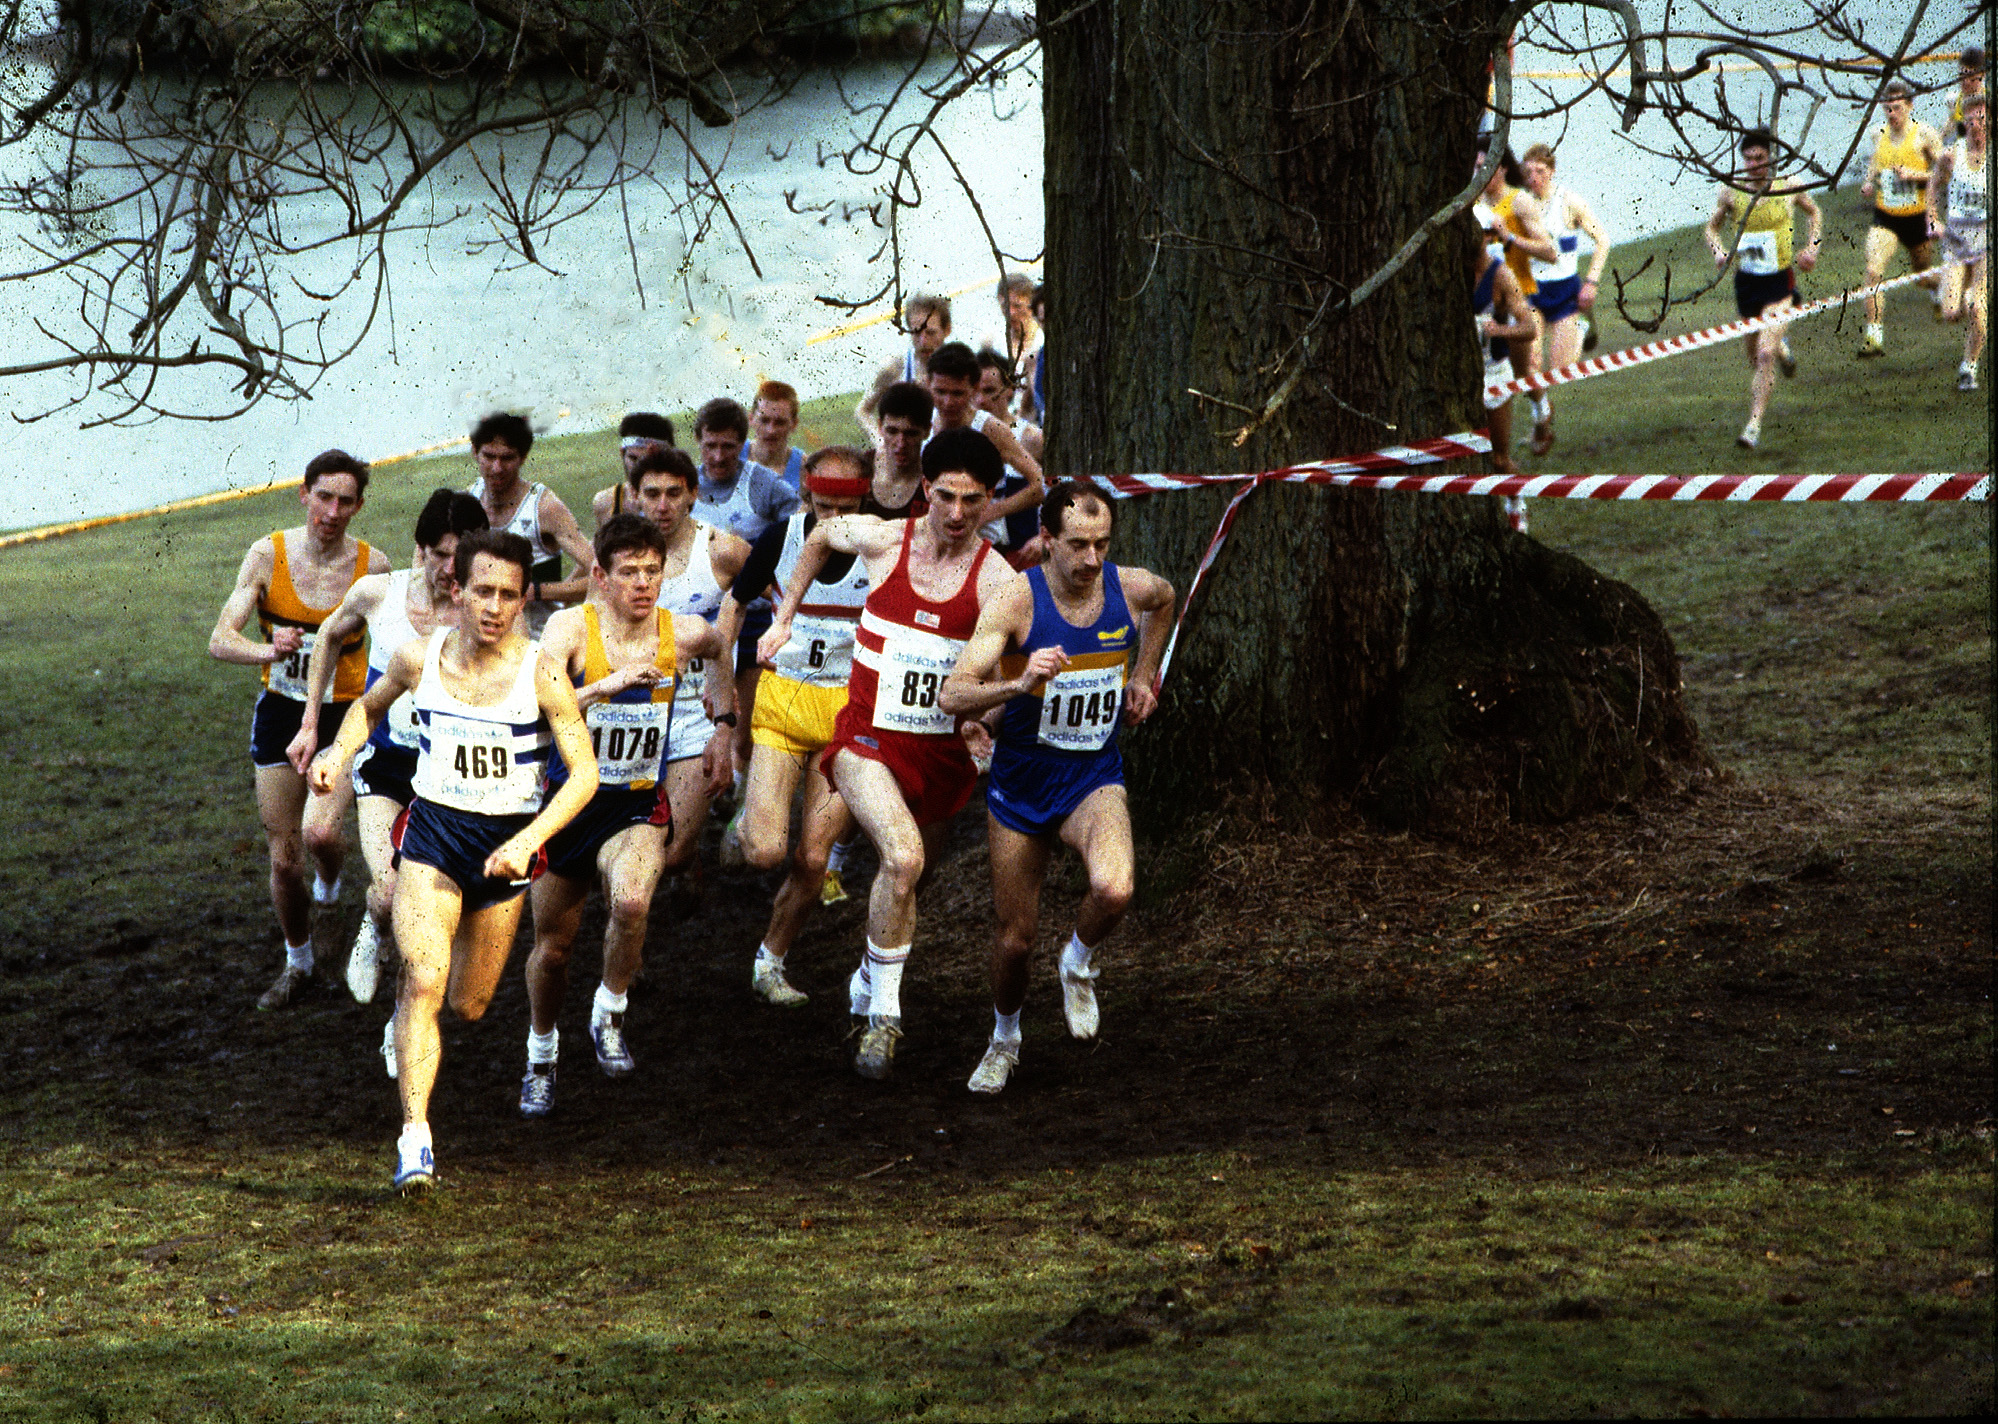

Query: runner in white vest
<box><xmin>1928</xmin><ymin>91</ymin><xmax>1989</xmax><ymax>392</ymax></box>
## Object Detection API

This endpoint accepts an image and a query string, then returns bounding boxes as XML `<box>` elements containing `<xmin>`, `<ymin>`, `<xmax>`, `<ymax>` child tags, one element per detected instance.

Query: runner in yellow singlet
<box><xmin>1857</xmin><ymin>79</ymin><xmax>1946</xmax><ymax>358</ymax></box>
<box><xmin>1704</xmin><ymin>128</ymin><xmax>1822</xmax><ymax>451</ymax></box>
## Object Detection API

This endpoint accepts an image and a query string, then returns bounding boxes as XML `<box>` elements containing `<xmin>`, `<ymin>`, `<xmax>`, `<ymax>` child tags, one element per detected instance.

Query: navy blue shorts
<box><xmin>542</xmin><ymin>785</ymin><xmax>670</xmax><ymax>882</ymax></box>
<box><xmin>1734</xmin><ymin>267</ymin><xmax>1795</xmax><ymax>319</ymax></box>
<box><xmin>986</xmin><ymin>744</ymin><xmax>1126</xmax><ymax>838</ymax></box>
<box><xmin>251</xmin><ymin>692</ymin><xmax>351</xmax><ymax>771</ymax></box>
<box><xmin>1529</xmin><ymin>274</ymin><xmax>1582</xmax><ymax>324</ymax></box>
<box><xmin>392</xmin><ymin>799</ymin><xmax>543</xmax><ymax>912</ymax></box>
<box><xmin>736</xmin><ymin>604</ymin><xmax>775</xmax><ymax>677</ymax></box>
<box><xmin>352</xmin><ymin>742</ymin><xmax>418</xmax><ymax>804</ymax></box>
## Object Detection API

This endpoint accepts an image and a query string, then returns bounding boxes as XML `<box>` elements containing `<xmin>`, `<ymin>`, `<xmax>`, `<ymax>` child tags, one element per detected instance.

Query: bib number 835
<box><xmin>901</xmin><ymin>670</ymin><xmax>940</xmax><ymax>708</ymax></box>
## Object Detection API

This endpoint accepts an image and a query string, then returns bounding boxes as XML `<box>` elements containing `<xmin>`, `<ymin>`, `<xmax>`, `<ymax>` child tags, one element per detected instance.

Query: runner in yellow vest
<box><xmin>1858</xmin><ymin>79</ymin><xmax>1946</xmax><ymax>358</ymax></box>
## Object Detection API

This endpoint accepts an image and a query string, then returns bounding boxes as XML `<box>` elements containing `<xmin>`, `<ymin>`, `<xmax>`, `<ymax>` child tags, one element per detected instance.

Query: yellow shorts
<box><xmin>751</xmin><ymin>676</ymin><xmax>847</xmax><ymax>757</ymax></box>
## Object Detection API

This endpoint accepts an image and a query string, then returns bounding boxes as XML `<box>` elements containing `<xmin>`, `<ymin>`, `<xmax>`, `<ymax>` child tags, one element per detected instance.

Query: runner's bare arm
<box><xmin>1793</xmin><ymin>191</ymin><xmax>1823</xmax><ymax>272</ymax></box>
<box><xmin>208</xmin><ymin>539</ymin><xmax>288</xmax><ymax>665</ymax></box>
<box><xmin>1503</xmin><ymin>191</ymin><xmax>1559</xmax><ymax>264</ymax></box>
<box><xmin>1487</xmin><ymin>266</ymin><xmax>1536</xmax><ymax>342</ymax></box>
<box><xmin>591</xmin><ymin>485</ymin><xmax>618</xmax><ymax>531</ymax></box>
<box><xmin>708</xmin><ymin>530</ymin><xmax>753</xmax><ymax>594</ymax></box>
<box><xmin>1121</xmin><ymin>567</ymin><xmax>1177</xmax><ymax>724</ymax></box>
<box><xmin>982</xmin><ymin>423</ymin><xmax>1045</xmax><ymax>520</ymax></box>
<box><xmin>487</xmin><ymin>656</ymin><xmax>599</xmax><ymax>880</ymax></box>
<box><xmin>531</xmin><ymin>491</ymin><xmax>598</xmax><ymax>604</ymax></box>
<box><xmin>759</xmin><ymin>516</ymin><xmax>896</xmax><ymax>666</ymax></box>
<box><xmin>286</xmin><ymin>571</ymin><xmax>391</xmax><ymax>771</ymax></box>
<box><xmin>1571</xmin><ymin>194</ymin><xmax>1612</xmax><ymax>293</ymax></box>
<box><xmin>307</xmin><ymin>637</ymin><xmax>421</xmax><ymax>795</ymax></box>
<box><xmin>675</xmin><ymin>612</ymin><xmax>728</xmax><ymax>670</ymax></box>
<box><xmin>1926</xmin><ymin>150</ymin><xmax>1953</xmax><ymax>234</ymax></box>
<box><xmin>1704</xmin><ymin>189</ymin><xmax>1735</xmax><ymax>267</ymax></box>
<box><xmin>940</xmin><ymin>579</ymin><xmax>1055</xmax><ymax>716</ymax></box>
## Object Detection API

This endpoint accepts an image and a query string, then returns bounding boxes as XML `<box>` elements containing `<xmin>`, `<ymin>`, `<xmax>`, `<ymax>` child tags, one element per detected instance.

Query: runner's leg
<box><xmin>255</xmin><ymin>765</ymin><xmax>313</xmax><ymax>950</ymax></box>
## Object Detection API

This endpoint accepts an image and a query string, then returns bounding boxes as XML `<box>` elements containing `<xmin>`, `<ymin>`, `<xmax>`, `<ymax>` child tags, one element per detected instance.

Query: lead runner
<box><xmin>759</xmin><ymin>427</ymin><xmax>1014</xmax><ymax>1081</ymax></box>
<box><xmin>940</xmin><ymin>481</ymin><xmax>1173</xmax><ymax>1093</ymax></box>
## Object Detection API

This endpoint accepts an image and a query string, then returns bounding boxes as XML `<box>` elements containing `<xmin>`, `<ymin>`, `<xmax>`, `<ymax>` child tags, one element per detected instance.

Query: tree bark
<box><xmin>1042</xmin><ymin>0</ymin><xmax>1709</xmax><ymax>835</ymax></box>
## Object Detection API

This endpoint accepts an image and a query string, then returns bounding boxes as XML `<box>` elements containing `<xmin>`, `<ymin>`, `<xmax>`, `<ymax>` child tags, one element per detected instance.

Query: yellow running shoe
<box><xmin>820</xmin><ymin>868</ymin><xmax>849</xmax><ymax>905</ymax></box>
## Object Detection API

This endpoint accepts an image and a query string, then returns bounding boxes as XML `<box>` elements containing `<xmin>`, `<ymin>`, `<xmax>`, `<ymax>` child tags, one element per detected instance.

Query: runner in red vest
<box><xmin>760</xmin><ymin>427</ymin><xmax>1015</xmax><ymax>1081</ymax></box>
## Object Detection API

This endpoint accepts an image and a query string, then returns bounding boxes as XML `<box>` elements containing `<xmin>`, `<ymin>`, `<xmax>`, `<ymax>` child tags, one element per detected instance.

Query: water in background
<box><xmin>0</xmin><ymin>2</ymin><xmax>1969</xmax><ymax>529</ymax></box>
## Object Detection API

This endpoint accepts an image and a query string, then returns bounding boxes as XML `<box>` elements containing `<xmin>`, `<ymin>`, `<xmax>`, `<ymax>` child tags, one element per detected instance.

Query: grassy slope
<box><xmin>0</xmin><ymin>213</ymin><xmax>1990</xmax><ymax>1420</ymax></box>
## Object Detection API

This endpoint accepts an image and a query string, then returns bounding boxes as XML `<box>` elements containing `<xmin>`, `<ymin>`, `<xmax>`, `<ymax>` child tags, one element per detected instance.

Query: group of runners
<box><xmin>1476</xmin><ymin>54</ymin><xmax>1987</xmax><ymax>470</ymax></box>
<box><xmin>210</xmin><ymin>284</ymin><xmax>1176</xmax><ymax>1190</ymax></box>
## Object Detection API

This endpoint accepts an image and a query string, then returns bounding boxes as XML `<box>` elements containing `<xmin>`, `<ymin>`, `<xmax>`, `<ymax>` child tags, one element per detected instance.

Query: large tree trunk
<box><xmin>1041</xmin><ymin>0</ymin><xmax>1709</xmax><ymax>835</ymax></box>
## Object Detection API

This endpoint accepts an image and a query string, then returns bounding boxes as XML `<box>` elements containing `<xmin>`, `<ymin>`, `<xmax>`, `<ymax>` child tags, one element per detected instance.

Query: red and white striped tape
<box><xmin>1482</xmin><ymin>270</ymin><xmax>1926</xmax><ymax>403</ymax></box>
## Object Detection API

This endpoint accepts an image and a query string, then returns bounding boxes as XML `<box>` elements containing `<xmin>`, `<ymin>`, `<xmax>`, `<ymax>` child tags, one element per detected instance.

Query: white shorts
<box><xmin>1944</xmin><ymin>222</ymin><xmax>1987</xmax><ymax>269</ymax></box>
<box><xmin>1483</xmin><ymin>357</ymin><xmax>1514</xmax><ymax>411</ymax></box>
<box><xmin>667</xmin><ymin>695</ymin><xmax>716</xmax><ymax>765</ymax></box>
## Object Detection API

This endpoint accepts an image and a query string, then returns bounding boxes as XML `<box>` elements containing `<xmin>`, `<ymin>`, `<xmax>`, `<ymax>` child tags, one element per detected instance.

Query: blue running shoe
<box><xmin>519</xmin><ymin>1066</ymin><xmax>557</xmax><ymax>1117</ymax></box>
<box><xmin>393</xmin><ymin>1140</ymin><xmax>435</xmax><ymax>1192</ymax></box>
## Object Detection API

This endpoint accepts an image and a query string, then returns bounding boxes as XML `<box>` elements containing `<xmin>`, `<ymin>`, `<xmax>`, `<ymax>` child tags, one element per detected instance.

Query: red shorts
<box><xmin>821</xmin><ymin>699</ymin><xmax>979</xmax><ymax>827</ymax></box>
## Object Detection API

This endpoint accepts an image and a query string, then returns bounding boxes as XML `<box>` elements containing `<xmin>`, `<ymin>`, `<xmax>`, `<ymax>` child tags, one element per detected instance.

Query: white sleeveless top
<box><xmin>367</xmin><ymin>569</ymin><xmax>425</xmax><ymax>750</ymax></box>
<box><xmin>411</xmin><ymin>630</ymin><xmax>550</xmax><ymax>816</ymax></box>
<box><xmin>1528</xmin><ymin>186</ymin><xmax>1585</xmax><ymax>284</ymax></box>
<box><xmin>770</xmin><ymin>512</ymin><xmax>871</xmax><ymax>688</ymax></box>
<box><xmin>1947</xmin><ymin>139</ymin><xmax>1987</xmax><ymax>230</ymax></box>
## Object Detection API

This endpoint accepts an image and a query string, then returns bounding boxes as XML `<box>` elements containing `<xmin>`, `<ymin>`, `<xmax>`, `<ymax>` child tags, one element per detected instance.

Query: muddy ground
<box><xmin>10</xmin><ymin>763</ymin><xmax>1989</xmax><ymax>1188</ymax></box>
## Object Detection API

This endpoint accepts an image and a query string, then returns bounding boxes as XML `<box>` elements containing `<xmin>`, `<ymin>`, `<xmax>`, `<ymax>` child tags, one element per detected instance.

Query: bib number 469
<box><xmin>453</xmin><ymin>744</ymin><xmax>510</xmax><ymax>780</ymax></box>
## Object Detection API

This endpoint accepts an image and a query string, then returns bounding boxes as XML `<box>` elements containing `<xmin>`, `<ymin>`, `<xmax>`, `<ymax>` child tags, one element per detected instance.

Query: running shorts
<box><xmin>1734</xmin><ymin>267</ymin><xmax>1795</xmax><ymax>320</ymax></box>
<box><xmin>541</xmin><ymin>785</ymin><xmax>669</xmax><ymax>883</ymax></box>
<box><xmin>1528</xmin><ymin>273</ymin><xmax>1583</xmax><ymax>324</ymax></box>
<box><xmin>986</xmin><ymin>743</ymin><xmax>1125</xmax><ymax>838</ymax></box>
<box><xmin>751</xmin><ymin>675</ymin><xmax>847</xmax><ymax>757</ymax></box>
<box><xmin>666</xmin><ymin>694</ymin><xmax>716</xmax><ymax>766</ymax></box>
<box><xmin>352</xmin><ymin>742</ymin><xmax>418</xmax><ymax>805</ymax></box>
<box><xmin>1871</xmin><ymin>206</ymin><xmax>1934</xmax><ymax>253</ymax></box>
<box><xmin>392</xmin><ymin>798</ymin><xmax>543</xmax><ymax>912</ymax></box>
<box><xmin>251</xmin><ymin>691</ymin><xmax>351</xmax><ymax>771</ymax></box>
<box><xmin>735</xmin><ymin>604</ymin><xmax>775</xmax><ymax>677</ymax></box>
<box><xmin>820</xmin><ymin>700</ymin><xmax>978</xmax><ymax>828</ymax></box>
<box><xmin>1943</xmin><ymin>222</ymin><xmax>1987</xmax><ymax>267</ymax></box>
<box><xmin>1482</xmin><ymin>355</ymin><xmax>1514</xmax><ymax>411</ymax></box>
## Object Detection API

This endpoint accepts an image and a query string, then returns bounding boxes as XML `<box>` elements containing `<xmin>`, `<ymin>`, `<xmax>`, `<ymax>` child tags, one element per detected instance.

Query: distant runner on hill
<box><xmin>1928</xmin><ymin>89</ymin><xmax>1988</xmax><ymax>392</ymax></box>
<box><xmin>208</xmin><ymin>450</ymin><xmax>391</xmax><ymax>1011</ymax></box>
<box><xmin>1704</xmin><ymin>127</ymin><xmax>1822</xmax><ymax>451</ymax></box>
<box><xmin>1856</xmin><ymin>79</ymin><xmax>1945</xmax><ymax>359</ymax></box>
<box><xmin>591</xmin><ymin>412</ymin><xmax>677</xmax><ymax>530</ymax></box>
<box><xmin>465</xmin><ymin>412</ymin><xmax>595</xmax><ymax>638</ymax></box>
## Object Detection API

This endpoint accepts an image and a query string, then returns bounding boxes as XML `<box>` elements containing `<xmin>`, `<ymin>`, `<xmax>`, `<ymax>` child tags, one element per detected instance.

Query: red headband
<box><xmin>805</xmin><ymin>469</ymin><xmax>868</xmax><ymax>499</ymax></box>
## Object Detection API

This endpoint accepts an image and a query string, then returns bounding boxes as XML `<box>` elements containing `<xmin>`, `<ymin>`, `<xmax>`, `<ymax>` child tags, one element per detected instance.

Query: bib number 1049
<box><xmin>1038</xmin><ymin>662</ymin><xmax>1125</xmax><ymax>752</ymax></box>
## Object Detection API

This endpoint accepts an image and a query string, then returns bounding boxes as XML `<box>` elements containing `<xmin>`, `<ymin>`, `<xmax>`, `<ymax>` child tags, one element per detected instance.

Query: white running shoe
<box><xmin>967</xmin><ymin>1038</ymin><xmax>1020</xmax><ymax>1094</ymax></box>
<box><xmin>346</xmin><ymin>916</ymin><xmax>382</xmax><ymax>1004</ymax></box>
<box><xmin>848</xmin><ymin>967</ymin><xmax>872</xmax><ymax>1017</ymax></box>
<box><xmin>752</xmin><ymin>957</ymin><xmax>809</xmax><ymax>1007</ymax></box>
<box><xmin>518</xmin><ymin>1066</ymin><xmax>556</xmax><ymax>1118</ymax></box>
<box><xmin>1060</xmin><ymin>962</ymin><xmax>1101</xmax><ymax>1040</ymax></box>
<box><xmin>312</xmin><ymin>872</ymin><xmax>342</xmax><ymax>906</ymax></box>
<box><xmin>393</xmin><ymin>1140</ymin><xmax>434</xmax><ymax>1192</ymax></box>
<box><xmin>1959</xmin><ymin>365</ymin><xmax>1980</xmax><ymax>392</ymax></box>
<box><xmin>1736</xmin><ymin>419</ymin><xmax>1760</xmax><ymax>451</ymax></box>
<box><xmin>590</xmin><ymin>1014</ymin><xmax>636</xmax><ymax>1076</ymax></box>
<box><xmin>854</xmin><ymin>1016</ymin><xmax>902</xmax><ymax>1081</ymax></box>
<box><xmin>381</xmin><ymin>1016</ymin><xmax>398</xmax><ymax>1080</ymax></box>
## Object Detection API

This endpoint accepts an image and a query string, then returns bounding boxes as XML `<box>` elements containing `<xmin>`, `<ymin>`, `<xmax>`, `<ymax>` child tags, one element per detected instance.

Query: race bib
<box><xmin>267</xmin><ymin>632</ymin><xmax>330</xmax><ymax>702</ymax></box>
<box><xmin>1878</xmin><ymin>168</ymin><xmax>1909</xmax><ymax>208</ymax></box>
<box><xmin>586</xmin><ymin>702</ymin><xmax>671</xmax><ymax>787</ymax></box>
<box><xmin>1951</xmin><ymin>176</ymin><xmax>1987</xmax><ymax>226</ymax></box>
<box><xmin>384</xmin><ymin>691</ymin><xmax>422</xmax><ymax>748</ymax></box>
<box><xmin>1737</xmin><ymin>230</ymin><xmax>1779</xmax><ymax>276</ymax></box>
<box><xmin>1037</xmin><ymin>661</ymin><xmax>1126</xmax><ymax>752</ymax></box>
<box><xmin>426</xmin><ymin>714</ymin><xmax>531</xmax><ymax>809</ymax></box>
<box><xmin>873</xmin><ymin>635</ymin><xmax>959</xmax><ymax>736</ymax></box>
<box><xmin>673</xmin><ymin>656</ymin><xmax>706</xmax><ymax>705</ymax></box>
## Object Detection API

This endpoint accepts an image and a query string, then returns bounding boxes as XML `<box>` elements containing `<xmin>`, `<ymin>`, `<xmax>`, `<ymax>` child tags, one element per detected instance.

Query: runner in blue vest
<box><xmin>940</xmin><ymin>481</ymin><xmax>1175</xmax><ymax>1094</ymax></box>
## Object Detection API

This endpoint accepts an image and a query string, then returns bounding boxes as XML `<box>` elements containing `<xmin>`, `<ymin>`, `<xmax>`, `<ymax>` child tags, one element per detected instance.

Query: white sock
<box><xmin>756</xmin><ymin>942</ymin><xmax>784</xmax><ymax>966</ymax></box>
<box><xmin>826</xmin><ymin>839</ymin><xmax>852</xmax><ymax>873</ymax></box>
<box><xmin>1963</xmin><ymin>359</ymin><xmax>1978</xmax><ymax>373</ymax></box>
<box><xmin>285</xmin><ymin>939</ymin><xmax>314</xmax><ymax>972</ymax></box>
<box><xmin>848</xmin><ymin>956</ymin><xmax>873</xmax><ymax>1014</ymax></box>
<box><xmin>1060</xmin><ymin>932</ymin><xmax>1096</xmax><ymax>978</ymax></box>
<box><xmin>994</xmin><ymin>1009</ymin><xmax>1021</xmax><ymax>1043</ymax></box>
<box><xmin>313</xmin><ymin>871</ymin><xmax>340</xmax><ymax>902</ymax></box>
<box><xmin>865</xmin><ymin>939</ymin><xmax>909</xmax><ymax>1020</ymax></box>
<box><xmin>398</xmin><ymin>1122</ymin><xmax>431</xmax><ymax>1154</ymax></box>
<box><xmin>1531</xmin><ymin>397</ymin><xmax>1551</xmax><ymax>423</ymax></box>
<box><xmin>592</xmin><ymin>983</ymin><xmax>627</xmax><ymax>1024</ymax></box>
<box><xmin>1866</xmin><ymin>322</ymin><xmax>1884</xmax><ymax>342</ymax></box>
<box><xmin>527</xmin><ymin>1028</ymin><xmax>558</xmax><ymax>1067</ymax></box>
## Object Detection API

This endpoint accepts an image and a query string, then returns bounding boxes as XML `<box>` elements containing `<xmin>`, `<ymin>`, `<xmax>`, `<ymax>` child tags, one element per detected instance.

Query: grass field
<box><xmin>0</xmin><ymin>204</ymin><xmax>1990</xmax><ymax>1421</ymax></box>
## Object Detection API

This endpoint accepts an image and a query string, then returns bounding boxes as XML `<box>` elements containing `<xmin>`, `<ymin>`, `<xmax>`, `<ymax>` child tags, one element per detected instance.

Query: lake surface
<box><xmin>0</xmin><ymin>1</ymin><xmax>1970</xmax><ymax>529</ymax></box>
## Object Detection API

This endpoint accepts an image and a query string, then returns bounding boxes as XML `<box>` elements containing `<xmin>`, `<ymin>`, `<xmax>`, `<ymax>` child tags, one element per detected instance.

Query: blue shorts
<box><xmin>392</xmin><ymin>799</ymin><xmax>543</xmax><ymax>912</ymax></box>
<box><xmin>542</xmin><ymin>785</ymin><xmax>669</xmax><ymax>882</ymax></box>
<box><xmin>352</xmin><ymin>742</ymin><xmax>418</xmax><ymax>804</ymax></box>
<box><xmin>986</xmin><ymin>743</ymin><xmax>1125</xmax><ymax>838</ymax></box>
<box><xmin>1529</xmin><ymin>274</ymin><xmax>1582</xmax><ymax>324</ymax></box>
<box><xmin>736</xmin><ymin>604</ymin><xmax>774</xmax><ymax>677</ymax></box>
<box><xmin>251</xmin><ymin>691</ymin><xmax>351</xmax><ymax>771</ymax></box>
